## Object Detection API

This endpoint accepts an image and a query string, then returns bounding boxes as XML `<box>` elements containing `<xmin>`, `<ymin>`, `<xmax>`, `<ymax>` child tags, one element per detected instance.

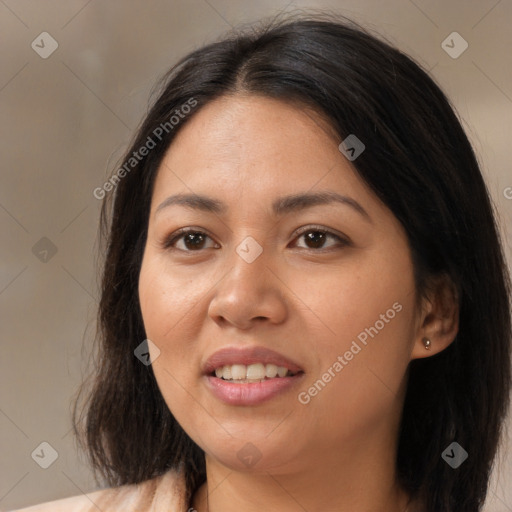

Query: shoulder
<box><xmin>9</xmin><ymin>468</ymin><xmax>189</xmax><ymax>512</ymax></box>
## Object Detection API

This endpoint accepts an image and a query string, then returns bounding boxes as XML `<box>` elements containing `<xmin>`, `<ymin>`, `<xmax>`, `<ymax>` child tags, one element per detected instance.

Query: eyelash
<box><xmin>161</xmin><ymin>225</ymin><xmax>350</xmax><ymax>253</ymax></box>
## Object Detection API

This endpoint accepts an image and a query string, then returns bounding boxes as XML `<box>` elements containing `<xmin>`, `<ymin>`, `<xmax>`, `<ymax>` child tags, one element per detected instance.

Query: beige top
<box><xmin>9</xmin><ymin>468</ymin><xmax>190</xmax><ymax>512</ymax></box>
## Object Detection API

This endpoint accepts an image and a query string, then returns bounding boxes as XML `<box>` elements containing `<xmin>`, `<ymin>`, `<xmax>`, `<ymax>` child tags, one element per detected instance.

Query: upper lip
<box><xmin>202</xmin><ymin>346</ymin><xmax>304</xmax><ymax>375</ymax></box>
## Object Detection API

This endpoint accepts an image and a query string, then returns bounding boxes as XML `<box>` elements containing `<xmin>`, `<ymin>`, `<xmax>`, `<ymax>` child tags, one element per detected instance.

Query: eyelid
<box><xmin>293</xmin><ymin>224</ymin><xmax>349</xmax><ymax>240</ymax></box>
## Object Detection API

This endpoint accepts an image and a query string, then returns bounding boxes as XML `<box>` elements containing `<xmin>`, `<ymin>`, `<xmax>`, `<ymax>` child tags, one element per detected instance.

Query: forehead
<box><xmin>152</xmin><ymin>95</ymin><xmax>365</xmax><ymax>202</ymax></box>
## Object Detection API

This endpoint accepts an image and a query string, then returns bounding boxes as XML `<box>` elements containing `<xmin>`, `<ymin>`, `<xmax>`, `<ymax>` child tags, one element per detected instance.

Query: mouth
<box><xmin>202</xmin><ymin>346</ymin><xmax>305</xmax><ymax>405</ymax></box>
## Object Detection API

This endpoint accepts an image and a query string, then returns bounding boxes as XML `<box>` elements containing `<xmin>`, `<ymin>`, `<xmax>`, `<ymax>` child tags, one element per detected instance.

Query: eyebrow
<box><xmin>155</xmin><ymin>191</ymin><xmax>372</xmax><ymax>222</ymax></box>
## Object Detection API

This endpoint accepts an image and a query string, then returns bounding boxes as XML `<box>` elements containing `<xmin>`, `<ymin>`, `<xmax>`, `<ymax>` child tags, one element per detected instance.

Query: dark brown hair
<box><xmin>73</xmin><ymin>12</ymin><xmax>512</xmax><ymax>512</ymax></box>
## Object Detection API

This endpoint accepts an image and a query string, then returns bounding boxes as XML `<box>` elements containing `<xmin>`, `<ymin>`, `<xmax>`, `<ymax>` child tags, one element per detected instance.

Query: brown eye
<box><xmin>292</xmin><ymin>227</ymin><xmax>350</xmax><ymax>251</ymax></box>
<box><xmin>163</xmin><ymin>229</ymin><xmax>217</xmax><ymax>252</ymax></box>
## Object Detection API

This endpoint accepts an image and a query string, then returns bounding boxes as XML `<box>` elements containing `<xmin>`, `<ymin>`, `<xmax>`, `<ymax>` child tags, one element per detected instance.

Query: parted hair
<box><xmin>73</xmin><ymin>11</ymin><xmax>511</xmax><ymax>512</ymax></box>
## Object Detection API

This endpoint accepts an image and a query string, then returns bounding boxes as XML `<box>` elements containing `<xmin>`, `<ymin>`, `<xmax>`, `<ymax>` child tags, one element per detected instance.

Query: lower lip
<box><xmin>204</xmin><ymin>374</ymin><xmax>305</xmax><ymax>406</ymax></box>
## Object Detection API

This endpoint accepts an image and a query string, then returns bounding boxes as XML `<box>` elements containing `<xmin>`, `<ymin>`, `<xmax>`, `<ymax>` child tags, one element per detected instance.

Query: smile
<box><xmin>212</xmin><ymin>362</ymin><xmax>300</xmax><ymax>382</ymax></box>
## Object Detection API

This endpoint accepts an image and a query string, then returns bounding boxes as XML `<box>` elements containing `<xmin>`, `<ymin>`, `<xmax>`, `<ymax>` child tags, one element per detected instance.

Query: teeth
<box><xmin>213</xmin><ymin>363</ymin><xmax>297</xmax><ymax>381</ymax></box>
<box><xmin>246</xmin><ymin>363</ymin><xmax>265</xmax><ymax>380</ymax></box>
<box><xmin>231</xmin><ymin>364</ymin><xmax>246</xmax><ymax>380</ymax></box>
<box><xmin>265</xmin><ymin>364</ymin><xmax>278</xmax><ymax>378</ymax></box>
<box><xmin>222</xmin><ymin>366</ymin><xmax>232</xmax><ymax>380</ymax></box>
<box><xmin>277</xmin><ymin>366</ymin><xmax>288</xmax><ymax>377</ymax></box>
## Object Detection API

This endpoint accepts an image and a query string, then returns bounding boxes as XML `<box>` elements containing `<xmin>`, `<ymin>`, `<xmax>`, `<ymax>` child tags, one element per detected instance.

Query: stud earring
<box><xmin>422</xmin><ymin>337</ymin><xmax>432</xmax><ymax>350</ymax></box>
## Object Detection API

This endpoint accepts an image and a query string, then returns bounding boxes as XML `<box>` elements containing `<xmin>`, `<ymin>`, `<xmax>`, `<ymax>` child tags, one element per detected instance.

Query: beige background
<box><xmin>1</xmin><ymin>0</ymin><xmax>511</xmax><ymax>510</ymax></box>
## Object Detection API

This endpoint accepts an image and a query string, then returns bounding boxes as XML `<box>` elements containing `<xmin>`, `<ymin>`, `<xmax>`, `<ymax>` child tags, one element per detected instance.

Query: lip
<box><xmin>202</xmin><ymin>346</ymin><xmax>304</xmax><ymax>375</ymax></box>
<box><xmin>205</xmin><ymin>373</ymin><xmax>305</xmax><ymax>406</ymax></box>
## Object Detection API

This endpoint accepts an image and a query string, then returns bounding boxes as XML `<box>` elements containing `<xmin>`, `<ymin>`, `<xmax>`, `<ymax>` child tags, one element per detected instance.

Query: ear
<box><xmin>410</xmin><ymin>274</ymin><xmax>459</xmax><ymax>360</ymax></box>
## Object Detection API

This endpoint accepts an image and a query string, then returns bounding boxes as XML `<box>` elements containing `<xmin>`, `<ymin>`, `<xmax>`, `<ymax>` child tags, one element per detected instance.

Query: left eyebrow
<box><xmin>155</xmin><ymin>190</ymin><xmax>372</xmax><ymax>223</ymax></box>
<box><xmin>272</xmin><ymin>191</ymin><xmax>371</xmax><ymax>222</ymax></box>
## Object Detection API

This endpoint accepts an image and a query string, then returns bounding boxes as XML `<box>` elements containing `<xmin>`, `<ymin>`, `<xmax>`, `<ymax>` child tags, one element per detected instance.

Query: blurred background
<box><xmin>1</xmin><ymin>0</ymin><xmax>511</xmax><ymax>510</ymax></box>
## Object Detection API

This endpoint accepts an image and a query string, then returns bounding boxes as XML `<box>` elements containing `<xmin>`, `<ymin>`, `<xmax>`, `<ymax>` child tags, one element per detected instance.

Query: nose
<box><xmin>207</xmin><ymin>239</ymin><xmax>288</xmax><ymax>330</ymax></box>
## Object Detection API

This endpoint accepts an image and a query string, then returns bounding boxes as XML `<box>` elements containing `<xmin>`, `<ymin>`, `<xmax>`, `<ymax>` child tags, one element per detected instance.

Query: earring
<box><xmin>422</xmin><ymin>337</ymin><xmax>432</xmax><ymax>350</ymax></box>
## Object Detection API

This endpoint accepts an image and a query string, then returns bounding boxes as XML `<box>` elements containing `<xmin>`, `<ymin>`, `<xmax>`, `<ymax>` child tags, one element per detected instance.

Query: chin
<box><xmin>199</xmin><ymin>433</ymin><xmax>301</xmax><ymax>474</ymax></box>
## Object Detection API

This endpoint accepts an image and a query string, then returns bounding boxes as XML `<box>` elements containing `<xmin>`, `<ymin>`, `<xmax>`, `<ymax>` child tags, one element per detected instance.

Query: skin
<box><xmin>138</xmin><ymin>94</ymin><xmax>459</xmax><ymax>512</ymax></box>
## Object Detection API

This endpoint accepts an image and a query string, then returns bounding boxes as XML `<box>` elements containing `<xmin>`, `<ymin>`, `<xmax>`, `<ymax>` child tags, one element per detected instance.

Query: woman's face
<box><xmin>138</xmin><ymin>94</ymin><xmax>424</xmax><ymax>474</ymax></box>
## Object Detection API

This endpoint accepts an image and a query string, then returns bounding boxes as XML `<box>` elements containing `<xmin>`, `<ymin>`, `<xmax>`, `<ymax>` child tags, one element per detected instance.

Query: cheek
<box><xmin>293</xmin><ymin>253</ymin><xmax>416</xmax><ymax>436</ymax></box>
<box><xmin>138</xmin><ymin>255</ymin><xmax>207</xmax><ymax>344</ymax></box>
<box><xmin>138</xmin><ymin>263</ymin><xmax>202</xmax><ymax>440</ymax></box>
<box><xmin>292</xmin><ymin>248</ymin><xmax>415</xmax><ymax>355</ymax></box>
<box><xmin>138</xmin><ymin>258</ymin><xmax>199</xmax><ymax>413</ymax></box>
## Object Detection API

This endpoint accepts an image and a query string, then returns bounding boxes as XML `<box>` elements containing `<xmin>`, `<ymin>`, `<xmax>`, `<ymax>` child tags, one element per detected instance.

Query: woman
<box><xmin>14</xmin><ymin>12</ymin><xmax>511</xmax><ymax>512</ymax></box>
